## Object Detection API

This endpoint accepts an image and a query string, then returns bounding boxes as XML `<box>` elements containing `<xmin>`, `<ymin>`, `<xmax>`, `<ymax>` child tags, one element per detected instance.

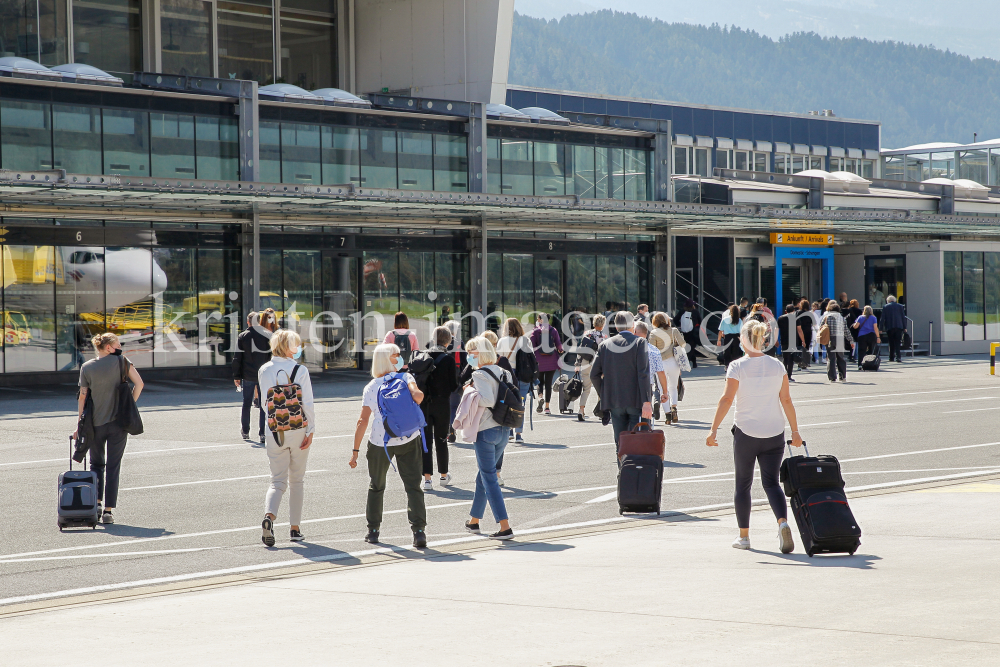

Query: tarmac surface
<box><xmin>2</xmin><ymin>355</ymin><xmax>999</xmax><ymax>612</ymax></box>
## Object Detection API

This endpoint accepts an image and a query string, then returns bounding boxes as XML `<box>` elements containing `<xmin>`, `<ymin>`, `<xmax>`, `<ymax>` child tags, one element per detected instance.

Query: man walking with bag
<box><xmin>590</xmin><ymin>311</ymin><xmax>653</xmax><ymax>458</ymax></box>
<box><xmin>880</xmin><ymin>295</ymin><xmax>906</xmax><ymax>363</ymax></box>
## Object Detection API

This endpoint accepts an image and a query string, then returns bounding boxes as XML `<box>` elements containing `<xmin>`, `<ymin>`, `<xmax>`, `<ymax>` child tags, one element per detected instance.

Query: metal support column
<box><xmin>467</xmin><ymin>102</ymin><xmax>487</xmax><ymax>194</ymax></box>
<box><xmin>653</xmin><ymin>123</ymin><xmax>672</xmax><ymax>202</ymax></box>
<box><xmin>654</xmin><ymin>229</ymin><xmax>671</xmax><ymax>314</ymax></box>
<box><xmin>237</xmin><ymin>80</ymin><xmax>260</xmax><ymax>317</ymax></box>
<box><xmin>469</xmin><ymin>216</ymin><xmax>486</xmax><ymax>333</ymax></box>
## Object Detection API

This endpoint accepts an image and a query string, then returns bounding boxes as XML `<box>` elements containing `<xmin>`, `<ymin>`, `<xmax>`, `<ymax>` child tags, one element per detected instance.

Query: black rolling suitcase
<box><xmin>552</xmin><ymin>374</ymin><xmax>572</xmax><ymax>413</ymax></box>
<box><xmin>780</xmin><ymin>442</ymin><xmax>861</xmax><ymax>556</ymax></box>
<box><xmin>860</xmin><ymin>347</ymin><xmax>881</xmax><ymax>371</ymax></box>
<box><xmin>58</xmin><ymin>436</ymin><xmax>100</xmax><ymax>531</ymax></box>
<box><xmin>617</xmin><ymin>454</ymin><xmax>662</xmax><ymax>515</ymax></box>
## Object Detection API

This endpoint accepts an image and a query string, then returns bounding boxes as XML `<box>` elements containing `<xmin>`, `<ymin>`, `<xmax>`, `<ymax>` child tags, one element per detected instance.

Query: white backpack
<box><xmin>680</xmin><ymin>311</ymin><xmax>694</xmax><ymax>333</ymax></box>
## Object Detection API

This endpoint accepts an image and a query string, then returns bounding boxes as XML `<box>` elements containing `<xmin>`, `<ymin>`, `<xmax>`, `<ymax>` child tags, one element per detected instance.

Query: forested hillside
<box><xmin>508</xmin><ymin>11</ymin><xmax>1000</xmax><ymax>148</ymax></box>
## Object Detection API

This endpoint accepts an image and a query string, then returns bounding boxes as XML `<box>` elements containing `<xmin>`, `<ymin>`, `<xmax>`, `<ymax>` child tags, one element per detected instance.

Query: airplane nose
<box><xmin>152</xmin><ymin>263</ymin><xmax>168</xmax><ymax>293</ymax></box>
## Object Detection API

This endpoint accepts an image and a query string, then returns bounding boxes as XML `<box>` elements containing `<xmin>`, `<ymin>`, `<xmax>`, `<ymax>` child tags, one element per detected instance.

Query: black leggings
<box><xmin>732</xmin><ymin>426</ymin><xmax>787</xmax><ymax>529</ymax></box>
<box><xmin>537</xmin><ymin>370</ymin><xmax>556</xmax><ymax>403</ymax></box>
<box><xmin>857</xmin><ymin>332</ymin><xmax>878</xmax><ymax>363</ymax></box>
<box><xmin>421</xmin><ymin>397</ymin><xmax>450</xmax><ymax>476</ymax></box>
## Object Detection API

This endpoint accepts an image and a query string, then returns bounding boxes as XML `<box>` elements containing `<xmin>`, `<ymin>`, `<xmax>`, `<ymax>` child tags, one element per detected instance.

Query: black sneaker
<box><xmin>259</xmin><ymin>434</ymin><xmax>266</xmax><ymax>445</ymax></box>
<box><xmin>412</xmin><ymin>530</ymin><xmax>428</xmax><ymax>549</ymax></box>
<box><xmin>489</xmin><ymin>528</ymin><xmax>514</xmax><ymax>540</ymax></box>
<box><xmin>364</xmin><ymin>529</ymin><xmax>380</xmax><ymax>544</ymax></box>
<box><xmin>535</xmin><ymin>401</ymin><xmax>543</xmax><ymax>414</ymax></box>
<box><xmin>241</xmin><ymin>431</ymin><xmax>249</xmax><ymax>440</ymax></box>
<box><xmin>577</xmin><ymin>413</ymin><xmax>585</xmax><ymax>422</ymax></box>
<box><xmin>290</xmin><ymin>529</ymin><xmax>305</xmax><ymax>542</ymax></box>
<box><xmin>261</xmin><ymin>517</ymin><xmax>275</xmax><ymax>547</ymax></box>
<box><xmin>465</xmin><ymin>520</ymin><xmax>481</xmax><ymax>534</ymax></box>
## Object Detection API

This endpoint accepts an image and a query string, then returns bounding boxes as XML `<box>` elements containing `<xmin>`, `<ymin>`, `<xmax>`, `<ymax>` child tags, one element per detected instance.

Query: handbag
<box><xmin>677</xmin><ymin>377</ymin><xmax>685</xmax><ymax>402</ymax></box>
<box><xmin>114</xmin><ymin>356</ymin><xmax>144</xmax><ymax>435</ymax></box>
<box><xmin>674</xmin><ymin>344</ymin><xmax>692</xmax><ymax>373</ymax></box>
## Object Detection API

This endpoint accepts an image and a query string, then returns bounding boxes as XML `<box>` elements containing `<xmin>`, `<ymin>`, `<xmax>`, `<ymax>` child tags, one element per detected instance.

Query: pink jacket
<box><xmin>452</xmin><ymin>385</ymin><xmax>487</xmax><ymax>443</ymax></box>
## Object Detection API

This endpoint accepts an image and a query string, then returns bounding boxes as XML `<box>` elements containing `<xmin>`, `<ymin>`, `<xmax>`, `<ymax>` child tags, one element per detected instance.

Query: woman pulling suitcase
<box><xmin>705</xmin><ymin>320</ymin><xmax>804</xmax><ymax>553</ymax></box>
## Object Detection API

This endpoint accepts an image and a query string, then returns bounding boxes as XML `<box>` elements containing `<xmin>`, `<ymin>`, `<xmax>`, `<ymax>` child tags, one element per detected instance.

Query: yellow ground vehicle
<box><xmin>78</xmin><ymin>301</ymin><xmax>179</xmax><ymax>336</ymax></box>
<box><xmin>2</xmin><ymin>311</ymin><xmax>32</xmax><ymax>346</ymax></box>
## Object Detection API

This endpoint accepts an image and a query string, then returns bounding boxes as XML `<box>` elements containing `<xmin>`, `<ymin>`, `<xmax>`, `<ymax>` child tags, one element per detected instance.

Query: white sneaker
<box><xmin>422</xmin><ymin>479</ymin><xmax>433</xmax><ymax>492</ymax></box>
<box><xmin>732</xmin><ymin>536</ymin><xmax>750</xmax><ymax>550</ymax></box>
<box><xmin>497</xmin><ymin>473</ymin><xmax>505</xmax><ymax>487</ymax></box>
<box><xmin>439</xmin><ymin>473</ymin><xmax>453</xmax><ymax>486</ymax></box>
<box><xmin>778</xmin><ymin>521</ymin><xmax>794</xmax><ymax>554</ymax></box>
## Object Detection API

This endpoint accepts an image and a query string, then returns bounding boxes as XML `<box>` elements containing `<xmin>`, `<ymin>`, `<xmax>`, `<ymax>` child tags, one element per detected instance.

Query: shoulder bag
<box><xmin>115</xmin><ymin>356</ymin><xmax>144</xmax><ymax>435</ymax></box>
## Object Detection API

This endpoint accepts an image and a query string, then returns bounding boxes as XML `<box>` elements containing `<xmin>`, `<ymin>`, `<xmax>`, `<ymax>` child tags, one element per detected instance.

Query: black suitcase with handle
<box><xmin>781</xmin><ymin>442</ymin><xmax>861</xmax><ymax>556</ymax></box>
<box><xmin>58</xmin><ymin>436</ymin><xmax>100</xmax><ymax>531</ymax></box>
<box><xmin>617</xmin><ymin>454</ymin><xmax>662</xmax><ymax>515</ymax></box>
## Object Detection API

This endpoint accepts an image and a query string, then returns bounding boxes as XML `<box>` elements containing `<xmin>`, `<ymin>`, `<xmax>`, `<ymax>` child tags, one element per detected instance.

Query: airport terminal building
<box><xmin>1</xmin><ymin>0</ymin><xmax>999</xmax><ymax>385</ymax></box>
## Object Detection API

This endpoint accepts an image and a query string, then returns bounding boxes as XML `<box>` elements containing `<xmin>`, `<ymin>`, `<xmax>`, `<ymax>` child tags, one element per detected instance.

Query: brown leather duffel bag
<box><xmin>618</xmin><ymin>421</ymin><xmax>665</xmax><ymax>460</ymax></box>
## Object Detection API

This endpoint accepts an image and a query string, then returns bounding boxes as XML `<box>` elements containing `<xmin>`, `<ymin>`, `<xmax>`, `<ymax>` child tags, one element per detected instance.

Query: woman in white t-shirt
<box><xmin>349</xmin><ymin>343</ymin><xmax>428</xmax><ymax>549</ymax></box>
<box><xmin>706</xmin><ymin>319</ymin><xmax>804</xmax><ymax>553</ymax></box>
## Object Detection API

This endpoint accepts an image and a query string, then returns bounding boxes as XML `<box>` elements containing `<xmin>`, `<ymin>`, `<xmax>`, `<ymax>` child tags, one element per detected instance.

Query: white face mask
<box><xmin>468</xmin><ymin>354</ymin><xmax>480</xmax><ymax>369</ymax></box>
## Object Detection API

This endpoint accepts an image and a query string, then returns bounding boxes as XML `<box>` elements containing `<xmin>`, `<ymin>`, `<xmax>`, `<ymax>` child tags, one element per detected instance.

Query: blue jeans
<box><xmin>610</xmin><ymin>407</ymin><xmax>643</xmax><ymax>455</ymax></box>
<box><xmin>470</xmin><ymin>426</ymin><xmax>509</xmax><ymax>522</ymax></box>
<box><xmin>514</xmin><ymin>380</ymin><xmax>531</xmax><ymax>434</ymax></box>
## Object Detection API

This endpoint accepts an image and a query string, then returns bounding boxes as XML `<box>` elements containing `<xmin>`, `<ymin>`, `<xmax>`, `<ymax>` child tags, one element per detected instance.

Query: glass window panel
<box><xmin>218</xmin><ymin>0</ymin><xmax>274</xmax><ymax>84</ymax></box>
<box><xmin>963</xmin><ymin>251</ymin><xmax>984</xmax><ymax>341</ymax></box>
<box><xmin>734</xmin><ymin>150</ymin><xmax>749</xmax><ymax>171</ymax></box>
<box><xmin>959</xmin><ymin>150</ymin><xmax>988</xmax><ymax>185</ymax></box>
<box><xmin>624</xmin><ymin>149</ymin><xmax>648</xmax><ymax>200</ymax></box>
<box><xmin>259</xmin><ymin>248</ymin><xmax>283</xmax><ymax>319</ymax></box>
<box><xmin>398</xmin><ymin>252</ymin><xmax>434</xmax><ymax>344</ymax></box>
<box><xmin>397</xmin><ymin>131</ymin><xmax>433</xmax><ymax>191</ymax></box>
<box><xmin>943</xmin><ymin>251</ymin><xmax>963</xmax><ymax>341</ymax></box>
<box><xmin>153</xmin><ymin>247</ymin><xmax>198</xmax><ymax>367</ymax></box>
<box><xmin>502</xmin><ymin>254</ymin><xmax>533</xmax><ymax>324</ymax></box>
<box><xmin>626</xmin><ymin>254</ymin><xmax>650</xmax><ymax>311</ymax></box>
<box><xmin>673</xmin><ymin>146</ymin><xmax>688</xmax><ymax>175</ymax></box>
<box><xmin>534</xmin><ymin>142</ymin><xmax>565</xmax><ymax>196</ymax></box>
<box><xmin>359</xmin><ymin>128</ymin><xmax>397</xmax><ymax>189</ymax></box>
<box><xmin>3</xmin><ymin>245</ymin><xmax>56</xmax><ymax>372</ymax></box>
<box><xmin>904</xmin><ymin>154</ymin><xmax>928</xmax><ymax>181</ymax></box>
<box><xmin>571</xmin><ymin>145</ymin><xmax>595</xmax><ymax>198</ymax></box>
<box><xmin>103</xmin><ymin>109</ymin><xmax>149</xmax><ymax>176</ymax></box>
<box><xmin>486</xmin><ymin>137</ymin><xmax>501</xmax><ymax>194</ymax></box>
<box><xmin>753</xmin><ymin>151</ymin><xmax>767</xmax><ymax>172</ymax></box>
<box><xmin>567</xmin><ymin>255</ymin><xmax>596</xmax><ymax>316</ymax></box>
<box><xmin>195</xmin><ymin>116</ymin><xmax>239</xmax><ymax>180</ymax></box>
<box><xmin>321</xmin><ymin>254</ymin><xmax>358</xmax><ymax>369</ymax></box>
<box><xmin>281</xmin><ymin>122</ymin><xmax>321</xmax><ymax>184</ymax></box>
<box><xmin>321</xmin><ymin>126</ymin><xmax>360</xmax><ymax>185</ymax></box>
<box><xmin>500</xmin><ymin>139</ymin><xmax>533</xmax><ymax>195</ymax></box>
<box><xmin>435</xmin><ymin>252</ymin><xmax>468</xmax><ymax>333</ymax></box>
<box><xmin>53</xmin><ymin>104</ymin><xmax>101</xmax><ymax>174</ymax></box>
<box><xmin>735</xmin><ymin>257</ymin><xmax>759</xmax><ymax>304</ymax></box>
<box><xmin>597</xmin><ymin>256</ymin><xmax>625</xmax><ymax>314</ymax></box>
<box><xmin>0</xmin><ymin>0</ymin><xmax>39</xmax><ymax>61</ymax></box>
<box><xmin>259</xmin><ymin>121</ymin><xmax>281</xmax><ymax>182</ymax></box>
<box><xmin>486</xmin><ymin>252</ymin><xmax>502</xmax><ymax>327</ymax></box>
<box><xmin>595</xmin><ymin>146</ymin><xmax>609</xmax><ymax>198</ymax></box>
<box><xmin>433</xmin><ymin>134</ymin><xmax>467</xmax><ymax>192</ymax></box>
<box><xmin>774</xmin><ymin>154</ymin><xmax>788</xmax><ymax>174</ymax></box>
<box><xmin>362</xmin><ymin>251</ymin><xmax>398</xmax><ymax>357</ymax></box>
<box><xmin>196</xmin><ymin>248</ymin><xmax>241</xmax><ymax>366</ymax></box>
<box><xmin>72</xmin><ymin>0</ymin><xmax>142</xmax><ymax>75</ymax></box>
<box><xmin>809</xmin><ymin>156</ymin><xmax>823</xmax><ymax>170</ymax></box>
<box><xmin>693</xmin><ymin>147</ymin><xmax>708</xmax><ymax>177</ymax></box>
<box><xmin>861</xmin><ymin>160</ymin><xmax>875</xmax><ymax>179</ymax></box>
<box><xmin>991</xmin><ymin>150</ymin><xmax>1000</xmax><ymax>186</ymax></box>
<box><xmin>610</xmin><ymin>147</ymin><xmax>625</xmax><ymax>198</ymax></box>
<box><xmin>791</xmin><ymin>155</ymin><xmax>805</xmax><ymax>173</ymax></box>
<box><xmin>1</xmin><ymin>100</ymin><xmax>52</xmax><ymax>170</ymax></box>
<box><xmin>162</xmin><ymin>0</ymin><xmax>212</xmax><ymax>76</ymax></box>
<box><xmin>280</xmin><ymin>9</ymin><xmax>336</xmax><ymax>90</ymax></box>
<box><xmin>716</xmin><ymin>150</ymin><xmax>729</xmax><ymax>170</ymax></box>
<box><xmin>58</xmin><ymin>244</ymin><xmax>103</xmax><ymax>371</ymax></box>
<box><xmin>760</xmin><ymin>266</ymin><xmax>775</xmax><ymax>307</ymax></box>
<box><xmin>986</xmin><ymin>253</ymin><xmax>1000</xmax><ymax>340</ymax></box>
<box><xmin>930</xmin><ymin>152</ymin><xmax>955</xmax><ymax>179</ymax></box>
<box><xmin>283</xmin><ymin>250</ymin><xmax>322</xmax><ymax>367</ymax></box>
<box><xmin>105</xmin><ymin>247</ymin><xmax>155</xmax><ymax>368</ymax></box>
<box><xmin>150</xmin><ymin>113</ymin><xmax>196</xmax><ymax>177</ymax></box>
<box><xmin>535</xmin><ymin>259</ymin><xmax>563</xmax><ymax>325</ymax></box>
<box><xmin>39</xmin><ymin>0</ymin><xmax>69</xmax><ymax>66</ymax></box>
<box><xmin>883</xmin><ymin>155</ymin><xmax>903</xmax><ymax>180</ymax></box>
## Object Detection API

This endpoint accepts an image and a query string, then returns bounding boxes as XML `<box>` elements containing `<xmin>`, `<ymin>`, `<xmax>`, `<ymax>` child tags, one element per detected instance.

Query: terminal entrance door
<box><xmin>865</xmin><ymin>255</ymin><xmax>906</xmax><ymax>317</ymax></box>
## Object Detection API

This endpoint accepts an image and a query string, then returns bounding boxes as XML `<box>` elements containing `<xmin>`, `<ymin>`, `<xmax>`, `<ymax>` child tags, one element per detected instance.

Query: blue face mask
<box><xmin>293</xmin><ymin>347</ymin><xmax>303</xmax><ymax>360</ymax></box>
<box><xmin>393</xmin><ymin>356</ymin><xmax>404</xmax><ymax>371</ymax></box>
<box><xmin>468</xmin><ymin>355</ymin><xmax>479</xmax><ymax>369</ymax></box>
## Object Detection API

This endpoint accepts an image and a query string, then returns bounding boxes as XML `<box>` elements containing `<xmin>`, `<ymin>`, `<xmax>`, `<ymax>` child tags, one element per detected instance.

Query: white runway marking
<box><xmin>121</xmin><ymin>470</ymin><xmax>328</xmax><ymax>492</ymax></box>
<box><xmin>0</xmin><ymin>547</ymin><xmax>222</xmax><ymax>564</ymax></box>
<box><xmin>942</xmin><ymin>406</ymin><xmax>1000</xmax><ymax>414</ymax></box>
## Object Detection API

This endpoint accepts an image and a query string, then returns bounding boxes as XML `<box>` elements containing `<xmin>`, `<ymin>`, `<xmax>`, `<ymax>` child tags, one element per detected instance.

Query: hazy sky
<box><xmin>516</xmin><ymin>0</ymin><xmax>1000</xmax><ymax>61</ymax></box>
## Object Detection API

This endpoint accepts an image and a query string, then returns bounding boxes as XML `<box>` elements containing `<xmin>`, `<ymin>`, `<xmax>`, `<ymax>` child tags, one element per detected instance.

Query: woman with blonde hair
<box><xmin>461</xmin><ymin>336</ymin><xmax>516</xmax><ymax>540</ymax></box>
<box><xmin>852</xmin><ymin>305</ymin><xmax>881</xmax><ymax>369</ymax></box>
<box><xmin>257</xmin><ymin>329</ymin><xmax>315</xmax><ymax>546</ymax></box>
<box><xmin>350</xmin><ymin>342</ymin><xmax>428</xmax><ymax>549</ymax></box>
<box><xmin>650</xmin><ymin>312</ymin><xmax>686</xmax><ymax>424</ymax></box>
<box><xmin>707</xmin><ymin>319</ymin><xmax>804</xmax><ymax>553</ymax></box>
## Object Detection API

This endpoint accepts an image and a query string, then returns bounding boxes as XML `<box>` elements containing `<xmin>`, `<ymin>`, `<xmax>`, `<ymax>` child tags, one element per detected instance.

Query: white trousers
<box><xmin>662</xmin><ymin>356</ymin><xmax>681</xmax><ymax>407</ymax></box>
<box><xmin>264</xmin><ymin>429</ymin><xmax>310</xmax><ymax>526</ymax></box>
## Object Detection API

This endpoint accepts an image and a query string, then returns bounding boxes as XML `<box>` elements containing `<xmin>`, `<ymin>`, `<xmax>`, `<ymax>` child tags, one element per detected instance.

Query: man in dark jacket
<box><xmin>232</xmin><ymin>311</ymin><xmax>272</xmax><ymax>442</ymax></box>
<box><xmin>590</xmin><ymin>311</ymin><xmax>653</xmax><ymax>458</ymax></box>
<box><xmin>880</xmin><ymin>295</ymin><xmax>906</xmax><ymax>362</ymax></box>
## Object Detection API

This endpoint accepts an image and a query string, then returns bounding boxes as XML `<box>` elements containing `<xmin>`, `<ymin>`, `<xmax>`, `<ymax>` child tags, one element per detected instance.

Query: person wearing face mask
<box><xmin>257</xmin><ymin>330</ymin><xmax>316</xmax><ymax>545</ymax></box>
<box><xmin>71</xmin><ymin>333</ymin><xmax>144</xmax><ymax>525</ymax></box>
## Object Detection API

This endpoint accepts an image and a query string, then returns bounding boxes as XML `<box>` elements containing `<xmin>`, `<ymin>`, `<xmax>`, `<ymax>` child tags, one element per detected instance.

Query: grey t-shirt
<box><xmin>79</xmin><ymin>355</ymin><xmax>129</xmax><ymax>426</ymax></box>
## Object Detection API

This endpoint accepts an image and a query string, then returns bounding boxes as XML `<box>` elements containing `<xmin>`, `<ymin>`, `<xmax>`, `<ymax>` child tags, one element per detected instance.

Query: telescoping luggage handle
<box><xmin>786</xmin><ymin>440</ymin><xmax>810</xmax><ymax>458</ymax></box>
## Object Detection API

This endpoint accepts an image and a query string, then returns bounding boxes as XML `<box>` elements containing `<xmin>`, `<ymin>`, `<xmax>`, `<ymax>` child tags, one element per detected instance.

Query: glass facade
<box><xmin>279</xmin><ymin>3</ymin><xmax>337</xmax><ymax>90</ymax></box>
<box><xmin>73</xmin><ymin>0</ymin><xmax>142</xmax><ymax>76</ymax></box>
<box><xmin>943</xmin><ymin>250</ymin><xmax>1000</xmax><ymax>342</ymax></box>
<box><xmin>161</xmin><ymin>0</ymin><xmax>213</xmax><ymax>77</ymax></box>
<box><xmin>218</xmin><ymin>0</ymin><xmax>274</xmax><ymax>84</ymax></box>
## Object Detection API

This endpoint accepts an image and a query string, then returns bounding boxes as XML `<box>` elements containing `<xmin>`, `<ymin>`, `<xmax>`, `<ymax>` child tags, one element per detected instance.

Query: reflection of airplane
<box><xmin>2</xmin><ymin>246</ymin><xmax>167</xmax><ymax>313</ymax></box>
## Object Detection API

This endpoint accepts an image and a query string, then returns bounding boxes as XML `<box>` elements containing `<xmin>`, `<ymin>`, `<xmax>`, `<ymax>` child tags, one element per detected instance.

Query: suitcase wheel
<box><xmin>619</xmin><ymin>510</ymin><xmax>624</xmax><ymax>516</ymax></box>
<box><xmin>849</xmin><ymin>549</ymin><xmax>856</xmax><ymax>556</ymax></box>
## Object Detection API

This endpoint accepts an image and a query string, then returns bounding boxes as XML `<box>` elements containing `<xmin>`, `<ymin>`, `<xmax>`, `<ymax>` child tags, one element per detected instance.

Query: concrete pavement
<box><xmin>3</xmin><ymin>477</ymin><xmax>998</xmax><ymax>667</ymax></box>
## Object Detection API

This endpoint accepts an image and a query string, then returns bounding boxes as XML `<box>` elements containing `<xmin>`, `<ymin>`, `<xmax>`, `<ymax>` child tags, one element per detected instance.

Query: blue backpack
<box><xmin>375</xmin><ymin>372</ymin><xmax>428</xmax><ymax>467</ymax></box>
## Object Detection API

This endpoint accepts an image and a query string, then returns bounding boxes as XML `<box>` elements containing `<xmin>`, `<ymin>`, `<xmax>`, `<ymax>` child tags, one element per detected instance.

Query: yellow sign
<box><xmin>770</xmin><ymin>233</ymin><xmax>834</xmax><ymax>246</ymax></box>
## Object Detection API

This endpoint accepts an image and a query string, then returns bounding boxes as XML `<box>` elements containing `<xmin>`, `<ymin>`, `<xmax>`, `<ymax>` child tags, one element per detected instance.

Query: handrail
<box><xmin>674</xmin><ymin>272</ymin><xmax>731</xmax><ymax>311</ymax></box>
<box><xmin>905</xmin><ymin>316</ymin><xmax>915</xmax><ymax>359</ymax></box>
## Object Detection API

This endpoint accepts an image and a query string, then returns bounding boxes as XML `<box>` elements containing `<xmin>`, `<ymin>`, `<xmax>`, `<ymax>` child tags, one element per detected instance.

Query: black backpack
<box><xmin>408</xmin><ymin>350</ymin><xmax>437</xmax><ymax>392</ymax></box>
<box><xmin>392</xmin><ymin>331</ymin><xmax>413</xmax><ymax>364</ymax></box>
<box><xmin>482</xmin><ymin>367</ymin><xmax>525</xmax><ymax>429</ymax></box>
<box><xmin>514</xmin><ymin>347</ymin><xmax>538</xmax><ymax>384</ymax></box>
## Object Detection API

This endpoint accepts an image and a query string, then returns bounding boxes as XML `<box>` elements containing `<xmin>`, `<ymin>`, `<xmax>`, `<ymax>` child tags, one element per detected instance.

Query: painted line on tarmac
<box><xmin>0</xmin><ymin>547</ymin><xmax>223</xmax><ymax>564</ymax></box>
<box><xmin>120</xmin><ymin>470</ymin><xmax>328</xmax><ymax>492</ymax></box>
<box><xmin>840</xmin><ymin>441</ymin><xmax>1000</xmax><ymax>463</ymax></box>
<box><xmin>465</xmin><ymin>442</ymin><xmax>615</xmax><ymax>458</ymax></box>
<box><xmin>942</xmin><ymin>406</ymin><xmax>1000</xmax><ymax>414</ymax></box>
<box><xmin>675</xmin><ymin>385</ymin><xmax>1000</xmax><ymax>412</ymax></box>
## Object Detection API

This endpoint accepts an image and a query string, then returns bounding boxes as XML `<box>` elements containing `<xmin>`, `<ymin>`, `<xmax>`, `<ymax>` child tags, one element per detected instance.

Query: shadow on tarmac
<box><xmin>757</xmin><ymin>552</ymin><xmax>882</xmax><ymax>569</ymax></box>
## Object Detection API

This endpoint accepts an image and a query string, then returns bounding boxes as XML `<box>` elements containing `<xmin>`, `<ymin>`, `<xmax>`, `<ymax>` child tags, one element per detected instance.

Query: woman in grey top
<box><xmin>71</xmin><ymin>333</ymin><xmax>144</xmax><ymax>525</ymax></box>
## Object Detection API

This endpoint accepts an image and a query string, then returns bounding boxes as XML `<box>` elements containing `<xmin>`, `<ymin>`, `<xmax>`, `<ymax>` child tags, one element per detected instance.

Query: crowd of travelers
<box><xmin>67</xmin><ymin>290</ymin><xmax>896</xmax><ymax>552</ymax></box>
